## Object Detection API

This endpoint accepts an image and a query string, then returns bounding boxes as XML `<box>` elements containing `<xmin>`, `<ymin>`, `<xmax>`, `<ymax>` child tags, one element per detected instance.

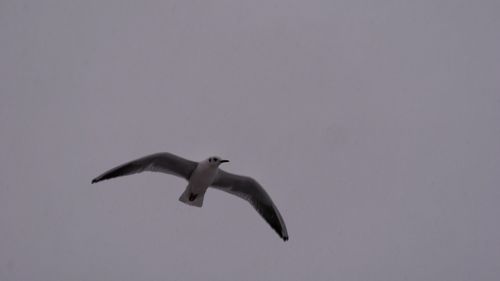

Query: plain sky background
<box><xmin>1</xmin><ymin>1</ymin><xmax>500</xmax><ymax>280</ymax></box>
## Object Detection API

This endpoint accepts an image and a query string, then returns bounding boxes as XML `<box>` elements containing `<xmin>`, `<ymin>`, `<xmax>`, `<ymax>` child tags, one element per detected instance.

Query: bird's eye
<box><xmin>209</xmin><ymin>158</ymin><xmax>212</xmax><ymax>162</ymax></box>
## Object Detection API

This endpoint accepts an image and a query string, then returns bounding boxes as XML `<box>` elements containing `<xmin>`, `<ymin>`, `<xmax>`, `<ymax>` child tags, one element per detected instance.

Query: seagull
<box><xmin>91</xmin><ymin>152</ymin><xmax>289</xmax><ymax>241</ymax></box>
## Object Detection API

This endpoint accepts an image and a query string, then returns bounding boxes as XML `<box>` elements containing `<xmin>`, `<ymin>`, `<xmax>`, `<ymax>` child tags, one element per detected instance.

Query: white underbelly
<box><xmin>187</xmin><ymin>166</ymin><xmax>217</xmax><ymax>194</ymax></box>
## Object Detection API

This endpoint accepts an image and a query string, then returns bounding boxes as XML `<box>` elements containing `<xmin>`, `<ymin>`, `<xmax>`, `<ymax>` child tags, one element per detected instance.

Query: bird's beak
<box><xmin>220</xmin><ymin>159</ymin><xmax>230</xmax><ymax>163</ymax></box>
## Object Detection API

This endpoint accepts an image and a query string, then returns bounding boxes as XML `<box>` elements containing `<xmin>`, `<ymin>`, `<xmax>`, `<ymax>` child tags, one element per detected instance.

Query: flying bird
<box><xmin>91</xmin><ymin>152</ymin><xmax>289</xmax><ymax>241</ymax></box>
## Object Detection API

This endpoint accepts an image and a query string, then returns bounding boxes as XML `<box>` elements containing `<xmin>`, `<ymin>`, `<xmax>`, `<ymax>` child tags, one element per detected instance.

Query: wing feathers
<box><xmin>91</xmin><ymin>152</ymin><xmax>197</xmax><ymax>184</ymax></box>
<box><xmin>211</xmin><ymin>169</ymin><xmax>289</xmax><ymax>241</ymax></box>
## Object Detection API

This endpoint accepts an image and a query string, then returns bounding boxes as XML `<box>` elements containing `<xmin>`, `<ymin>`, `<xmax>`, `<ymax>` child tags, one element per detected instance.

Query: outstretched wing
<box><xmin>211</xmin><ymin>169</ymin><xmax>289</xmax><ymax>241</ymax></box>
<box><xmin>91</xmin><ymin>152</ymin><xmax>197</xmax><ymax>184</ymax></box>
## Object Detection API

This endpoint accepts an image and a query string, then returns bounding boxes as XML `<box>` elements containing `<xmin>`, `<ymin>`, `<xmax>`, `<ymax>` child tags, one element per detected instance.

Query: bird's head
<box><xmin>206</xmin><ymin>156</ymin><xmax>230</xmax><ymax>167</ymax></box>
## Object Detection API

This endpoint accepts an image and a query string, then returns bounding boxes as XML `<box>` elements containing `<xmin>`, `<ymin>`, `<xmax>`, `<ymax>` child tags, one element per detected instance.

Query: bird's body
<box><xmin>178</xmin><ymin>158</ymin><xmax>218</xmax><ymax>207</ymax></box>
<box><xmin>91</xmin><ymin>152</ymin><xmax>289</xmax><ymax>241</ymax></box>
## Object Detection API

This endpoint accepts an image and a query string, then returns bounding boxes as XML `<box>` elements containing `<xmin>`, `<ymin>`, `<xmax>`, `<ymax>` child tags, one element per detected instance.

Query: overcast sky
<box><xmin>1</xmin><ymin>1</ymin><xmax>500</xmax><ymax>280</ymax></box>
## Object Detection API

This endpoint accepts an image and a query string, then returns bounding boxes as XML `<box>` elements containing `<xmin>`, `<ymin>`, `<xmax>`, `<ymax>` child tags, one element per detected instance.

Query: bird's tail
<box><xmin>179</xmin><ymin>188</ymin><xmax>205</xmax><ymax>207</ymax></box>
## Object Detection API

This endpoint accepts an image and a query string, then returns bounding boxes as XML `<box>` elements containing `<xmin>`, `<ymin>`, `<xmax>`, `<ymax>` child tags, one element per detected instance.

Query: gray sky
<box><xmin>1</xmin><ymin>1</ymin><xmax>499</xmax><ymax>280</ymax></box>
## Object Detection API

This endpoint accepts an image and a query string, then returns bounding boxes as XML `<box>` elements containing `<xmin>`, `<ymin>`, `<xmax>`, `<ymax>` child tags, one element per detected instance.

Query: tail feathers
<box><xmin>179</xmin><ymin>189</ymin><xmax>204</xmax><ymax>207</ymax></box>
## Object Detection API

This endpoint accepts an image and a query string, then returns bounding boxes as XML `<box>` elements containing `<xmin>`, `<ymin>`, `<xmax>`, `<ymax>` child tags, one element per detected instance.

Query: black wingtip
<box><xmin>283</xmin><ymin>235</ymin><xmax>289</xmax><ymax>242</ymax></box>
<box><xmin>91</xmin><ymin>178</ymin><xmax>98</xmax><ymax>184</ymax></box>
